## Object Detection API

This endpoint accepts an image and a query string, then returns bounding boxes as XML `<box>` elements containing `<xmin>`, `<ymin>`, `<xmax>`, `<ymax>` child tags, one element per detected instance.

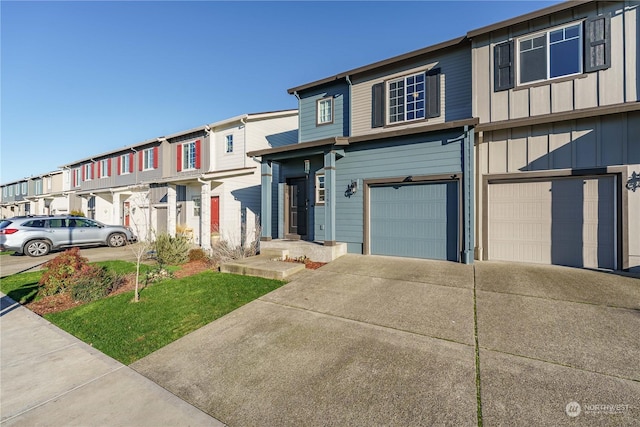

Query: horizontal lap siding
<box><xmin>473</xmin><ymin>1</ymin><xmax>635</xmax><ymax>125</ymax></box>
<box><xmin>350</xmin><ymin>45</ymin><xmax>471</xmax><ymax>136</ymax></box>
<box><xmin>335</xmin><ymin>133</ymin><xmax>464</xmax><ymax>250</ymax></box>
<box><xmin>298</xmin><ymin>83</ymin><xmax>348</xmax><ymax>143</ymax></box>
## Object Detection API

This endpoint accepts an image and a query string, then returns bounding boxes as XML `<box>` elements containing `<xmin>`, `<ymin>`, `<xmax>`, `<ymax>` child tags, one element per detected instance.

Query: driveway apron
<box><xmin>131</xmin><ymin>255</ymin><xmax>640</xmax><ymax>426</ymax></box>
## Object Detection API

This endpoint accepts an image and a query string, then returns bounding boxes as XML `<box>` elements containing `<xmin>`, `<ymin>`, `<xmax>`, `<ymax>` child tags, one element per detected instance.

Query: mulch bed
<box><xmin>282</xmin><ymin>257</ymin><xmax>326</xmax><ymax>270</ymax></box>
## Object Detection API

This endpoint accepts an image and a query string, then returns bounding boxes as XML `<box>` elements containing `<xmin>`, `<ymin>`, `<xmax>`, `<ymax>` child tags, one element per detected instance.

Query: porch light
<box><xmin>304</xmin><ymin>160</ymin><xmax>310</xmax><ymax>175</ymax></box>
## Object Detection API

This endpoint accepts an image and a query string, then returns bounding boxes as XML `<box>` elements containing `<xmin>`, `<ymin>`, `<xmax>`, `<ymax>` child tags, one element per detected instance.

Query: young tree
<box><xmin>126</xmin><ymin>191</ymin><xmax>154</xmax><ymax>302</ymax></box>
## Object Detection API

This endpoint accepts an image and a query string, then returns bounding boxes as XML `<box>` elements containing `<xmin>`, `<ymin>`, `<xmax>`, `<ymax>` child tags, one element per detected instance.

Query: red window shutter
<box><xmin>108</xmin><ymin>158</ymin><xmax>112</xmax><ymax>176</ymax></box>
<box><xmin>195</xmin><ymin>139</ymin><xmax>201</xmax><ymax>169</ymax></box>
<box><xmin>97</xmin><ymin>162</ymin><xmax>101</xmax><ymax>178</ymax></box>
<box><xmin>73</xmin><ymin>170</ymin><xmax>77</xmax><ymax>187</ymax></box>
<box><xmin>117</xmin><ymin>157</ymin><xmax>121</xmax><ymax>175</ymax></box>
<box><xmin>129</xmin><ymin>153</ymin><xmax>134</xmax><ymax>173</ymax></box>
<box><xmin>91</xmin><ymin>162</ymin><xmax>95</xmax><ymax>179</ymax></box>
<box><xmin>139</xmin><ymin>151</ymin><xmax>143</xmax><ymax>171</ymax></box>
<box><xmin>153</xmin><ymin>147</ymin><xmax>159</xmax><ymax>169</ymax></box>
<box><xmin>177</xmin><ymin>144</ymin><xmax>182</xmax><ymax>172</ymax></box>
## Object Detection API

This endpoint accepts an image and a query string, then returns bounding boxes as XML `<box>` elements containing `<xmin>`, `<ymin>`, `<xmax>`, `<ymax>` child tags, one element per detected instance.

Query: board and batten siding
<box><xmin>335</xmin><ymin>132</ymin><xmax>465</xmax><ymax>252</ymax></box>
<box><xmin>298</xmin><ymin>83</ymin><xmax>349</xmax><ymax>143</ymax></box>
<box><xmin>472</xmin><ymin>0</ymin><xmax>637</xmax><ymax>124</ymax></box>
<box><xmin>477</xmin><ymin>111</ymin><xmax>640</xmax><ymax>174</ymax></box>
<box><xmin>350</xmin><ymin>44</ymin><xmax>472</xmax><ymax>137</ymax></box>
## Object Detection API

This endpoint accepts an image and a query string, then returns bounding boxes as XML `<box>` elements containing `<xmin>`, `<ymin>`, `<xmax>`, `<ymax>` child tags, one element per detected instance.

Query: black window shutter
<box><xmin>494</xmin><ymin>41</ymin><xmax>514</xmax><ymax>91</ymax></box>
<box><xmin>425</xmin><ymin>69</ymin><xmax>441</xmax><ymax>118</ymax></box>
<box><xmin>584</xmin><ymin>13</ymin><xmax>611</xmax><ymax>73</ymax></box>
<box><xmin>371</xmin><ymin>82</ymin><xmax>385</xmax><ymax>128</ymax></box>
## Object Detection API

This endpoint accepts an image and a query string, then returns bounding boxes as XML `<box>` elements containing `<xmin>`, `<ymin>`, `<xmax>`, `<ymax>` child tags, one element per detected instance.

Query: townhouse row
<box><xmin>3</xmin><ymin>0</ymin><xmax>639</xmax><ymax>271</ymax></box>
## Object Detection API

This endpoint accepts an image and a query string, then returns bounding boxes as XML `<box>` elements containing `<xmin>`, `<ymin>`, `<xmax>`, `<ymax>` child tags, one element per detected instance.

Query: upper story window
<box><xmin>315</xmin><ymin>174</ymin><xmax>325</xmax><ymax>205</ymax></box>
<box><xmin>226</xmin><ymin>135</ymin><xmax>233</xmax><ymax>153</ymax></box>
<box><xmin>8</xmin><ymin>186</ymin><xmax>13</xmax><ymax>197</ymax></box>
<box><xmin>177</xmin><ymin>140</ymin><xmax>200</xmax><ymax>172</ymax></box>
<box><xmin>519</xmin><ymin>23</ymin><xmax>582</xmax><ymax>84</ymax></box>
<box><xmin>317</xmin><ymin>98</ymin><xmax>333</xmax><ymax>125</ymax></box>
<box><xmin>2</xmin><ymin>187</ymin><xmax>7</xmax><ymax>198</ymax></box>
<box><xmin>120</xmin><ymin>154</ymin><xmax>132</xmax><ymax>175</ymax></box>
<box><xmin>388</xmin><ymin>72</ymin><xmax>425</xmax><ymax>123</ymax></box>
<box><xmin>372</xmin><ymin>69</ymin><xmax>440</xmax><ymax>128</ymax></box>
<box><xmin>34</xmin><ymin>179</ymin><xmax>43</xmax><ymax>195</ymax></box>
<box><xmin>83</xmin><ymin>163</ymin><xmax>93</xmax><ymax>181</ymax></box>
<box><xmin>73</xmin><ymin>168</ymin><xmax>81</xmax><ymax>187</ymax></box>
<box><xmin>21</xmin><ymin>182</ymin><xmax>28</xmax><ymax>195</ymax></box>
<box><xmin>494</xmin><ymin>14</ymin><xmax>611</xmax><ymax>91</ymax></box>
<box><xmin>15</xmin><ymin>183</ymin><xmax>20</xmax><ymax>196</ymax></box>
<box><xmin>142</xmin><ymin>147</ymin><xmax>157</xmax><ymax>170</ymax></box>
<box><xmin>99</xmin><ymin>159</ymin><xmax>110</xmax><ymax>178</ymax></box>
<box><xmin>45</xmin><ymin>176</ymin><xmax>52</xmax><ymax>191</ymax></box>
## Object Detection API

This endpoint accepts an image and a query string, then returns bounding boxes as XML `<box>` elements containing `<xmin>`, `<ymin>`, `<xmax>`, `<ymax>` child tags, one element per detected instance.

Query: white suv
<box><xmin>0</xmin><ymin>216</ymin><xmax>137</xmax><ymax>257</ymax></box>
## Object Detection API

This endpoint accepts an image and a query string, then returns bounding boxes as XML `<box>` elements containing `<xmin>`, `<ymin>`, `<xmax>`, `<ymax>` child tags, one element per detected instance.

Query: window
<box><xmin>315</xmin><ymin>174</ymin><xmax>325</xmax><ymax>204</ymax></box>
<box><xmin>45</xmin><ymin>176</ymin><xmax>52</xmax><ymax>191</ymax></box>
<box><xmin>317</xmin><ymin>98</ymin><xmax>333</xmax><ymax>125</ymax></box>
<box><xmin>34</xmin><ymin>179</ymin><xmax>43</xmax><ymax>195</ymax></box>
<box><xmin>193</xmin><ymin>196</ymin><xmax>201</xmax><ymax>216</ymax></box>
<box><xmin>183</xmin><ymin>141</ymin><xmax>197</xmax><ymax>169</ymax></box>
<box><xmin>100</xmin><ymin>159</ymin><xmax>109</xmax><ymax>178</ymax></box>
<box><xmin>2</xmin><ymin>187</ymin><xmax>7</xmax><ymax>198</ymax></box>
<box><xmin>372</xmin><ymin>69</ymin><xmax>440</xmax><ymax>127</ymax></box>
<box><xmin>121</xmin><ymin>154</ymin><xmax>131</xmax><ymax>175</ymax></box>
<box><xmin>8</xmin><ymin>186</ymin><xmax>13</xmax><ymax>197</ymax></box>
<box><xmin>23</xmin><ymin>219</ymin><xmax>45</xmax><ymax>228</ymax></box>
<box><xmin>519</xmin><ymin>23</ymin><xmax>582</xmax><ymax>84</ymax></box>
<box><xmin>495</xmin><ymin>15</ymin><xmax>611</xmax><ymax>91</ymax></box>
<box><xmin>73</xmin><ymin>168</ymin><xmax>81</xmax><ymax>187</ymax></box>
<box><xmin>15</xmin><ymin>184</ymin><xmax>20</xmax><ymax>196</ymax></box>
<box><xmin>83</xmin><ymin>163</ymin><xmax>93</xmax><ymax>181</ymax></box>
<box><xmin>21</xmin><ymin>182</ymin><xmax>28</xmax><ymax>195</ymax></box>
<box><xmin>226</xmin><ymin>135</ymin><xmax>233</xmax><ymax>153</ymax></box>
<box><xmin>143</xmin><ymin>147</ymin><xmax>156</xmax><ymax>170</ymax></box>
<box><xmin>388</xmin><ymin>72</ymin><xmax>425</xmax><ymax>123</ymax></box>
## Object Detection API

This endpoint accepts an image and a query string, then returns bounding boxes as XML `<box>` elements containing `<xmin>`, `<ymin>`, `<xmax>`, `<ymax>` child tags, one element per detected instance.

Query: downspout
<box><xmin>345</xmin><ymin>75</ymin><xmax>352</xmax><ymax>136</ymax></box>
<box><xmin>241</xmin><ymin>116</ymin><xmax>247</xmax><ymax>168</ymax></box>
<box><xmin>293</xmin><ymin>91</ymin><xmax>301</xmax><ymax>143</ymax></box>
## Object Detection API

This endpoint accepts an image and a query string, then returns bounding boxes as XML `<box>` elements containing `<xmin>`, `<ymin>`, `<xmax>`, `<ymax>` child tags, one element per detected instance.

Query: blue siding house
<box><xmin>249</xmin><ymin>37</ymin><xmax>477</xmax><ymax>263</ymax></box>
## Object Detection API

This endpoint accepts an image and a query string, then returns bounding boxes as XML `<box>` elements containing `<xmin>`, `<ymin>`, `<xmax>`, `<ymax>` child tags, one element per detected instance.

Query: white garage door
<box><xmin>488</xmin><ymin>176</ymin><xmax>616</xmax><ymax>269</ymax></box>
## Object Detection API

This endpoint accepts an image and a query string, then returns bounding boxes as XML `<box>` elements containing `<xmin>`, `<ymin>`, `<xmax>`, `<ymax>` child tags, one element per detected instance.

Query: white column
<box><xmin>200</xmin><ymin>180</ymin><xmax>211</xmax><ymax>250</ymax></box>
<box><xmin>167</xmin><ymin>185</ymin><xmax>177</xmax><ymax>237</ymax></box>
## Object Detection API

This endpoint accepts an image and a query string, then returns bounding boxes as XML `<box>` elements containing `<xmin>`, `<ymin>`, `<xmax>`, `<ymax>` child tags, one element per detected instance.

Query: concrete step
<box><xmin>220</xmin><ymin>256</ymin><xmax>305</xmax><ymax>281</ymax></box>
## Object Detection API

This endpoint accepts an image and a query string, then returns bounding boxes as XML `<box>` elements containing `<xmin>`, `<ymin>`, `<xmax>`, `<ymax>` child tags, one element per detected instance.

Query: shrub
<box><xmin>70</xmin><ymin>265</ymin><xmax>126</xmax><ymax>302</ymax></box>
<box><xmin>39</xmin><ymin>248</ymin><xmax>89</xmax><ymax>296</ymax></box>
<box><xmin>153</xmin><ymin>233</ymin><xmax>190</xmax><ymax>266</ymax></box>
<box><xmin>188</xmin><ymin>248</ymin><xmax>209</xmax><ymax>262</ymax></box>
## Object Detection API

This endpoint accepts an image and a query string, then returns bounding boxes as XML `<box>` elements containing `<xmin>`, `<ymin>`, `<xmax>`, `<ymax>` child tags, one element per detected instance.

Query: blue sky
<box><xmin>1</xmin><ymin>0</ymin><xmax>561</xmax><ymax>184</ymax></box>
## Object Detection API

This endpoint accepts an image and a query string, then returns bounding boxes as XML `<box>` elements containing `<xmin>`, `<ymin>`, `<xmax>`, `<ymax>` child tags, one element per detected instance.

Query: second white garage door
<box><xmin>488</xmin><ymin>176</ymin><xmax>616</xmax><ymax>269</ymax></box>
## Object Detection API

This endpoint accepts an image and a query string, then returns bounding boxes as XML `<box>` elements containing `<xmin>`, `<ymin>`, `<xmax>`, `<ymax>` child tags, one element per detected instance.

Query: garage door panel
<box><xmin>370</xmin><ymin>182</ymin><xmax>458</xmax><ymax>261</ymax></box>
<box><xmin>488</xmin><ymin>176</ymin><xmax>615</xmax><ymax>269</ymax></box>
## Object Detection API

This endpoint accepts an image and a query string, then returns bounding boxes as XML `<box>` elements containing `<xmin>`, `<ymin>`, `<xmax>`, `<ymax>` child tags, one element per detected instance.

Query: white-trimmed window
<box><xmin>183</xmin><ymin>141</ymin><xmax>197</xmax><ymax>169</ymax></box>
<box><xmin>21</xmin><ymin>182</ymin><xmax>28</xmax><ymax>195</ymax></box>
<box><xmin>225</xmin><ymin>135</ymin><xmax>233</xmax><ymax>153</ymax></box>
<box><xmin>121</xmin><ymin>154</ymin><xmax>131</xmax><ymax>175</ymax></box>
<box><xmin>2</xmin><ymin>187</ymin><xmax>7</xmax><ymax>198</ymax></box>
<box><xmin>45</xmin><ymin>176</ymin><xmax>52</xmax><ymax>191</ymax></box>
<box><xmin>315</xmin><ymin>174</ymin><xmax>325</xmax><ymax>205</ymax></box>
<box><xmin>143</xmin><ymin>148</ymin><xmax>155</xmax><ymax>170</ymax></box>
<box><xmin>73</xmin><ymin>168</ymin><xmax>81</xmax><ymax>187</ymax></box>
<box><xmin>14</xmin><ymin>184</ymin><xmax>20</xmax><ymax>196</ymax></box>
<box><xmin>193</xmin><ymin>196</ymin><xmax>201</xmax><ymax>216</ymax></box>
<box><xmin>388</xmin><ymin>72</ymin><xmax>425</xmax><ymax>123</ymax></box>
<box><xmin>100</xmin><ymin>159</ymin><xmax>109</xmax><ymax>178</ymax></box>
<box><xmin>8</xmin><ymin>186</ymin><xmax>13</xmax><ymax>197</ymax></box>
<box><xmin>518</xmin><ymin>22</ymin><xmax>583</xmax><ymax>84</ymax></box>
<box><xmin>83</xmin><ymin>164</ymin><xmax>93</xmax><ymax>181</ymax></box>
<box><xmin>34</xmin><ymin>179</ymin><xmax>43</xmax><ymax>195</ymax></box>
<box><xmin>317</xmin><ymin>98</ymin><xmax>333</xmax><ymax>125</ymax></box>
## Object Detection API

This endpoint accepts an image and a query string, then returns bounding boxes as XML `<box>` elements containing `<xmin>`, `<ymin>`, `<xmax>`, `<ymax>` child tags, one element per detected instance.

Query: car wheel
<box><xmin>108</xmin><ymin>233</ymin><xmax>126</xmax><ymax>247</ymax></box>
<box><xmin>24</xmin><ymin>240</ymin><xmax>51</xmax><ymax>257</ymax></box>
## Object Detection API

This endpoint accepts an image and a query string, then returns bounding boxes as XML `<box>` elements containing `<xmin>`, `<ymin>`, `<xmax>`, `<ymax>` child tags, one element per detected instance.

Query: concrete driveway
<box><xmin>132</xmin><ymin>254</ymin><xmax>640</xmax><ymax>426</ymax></box>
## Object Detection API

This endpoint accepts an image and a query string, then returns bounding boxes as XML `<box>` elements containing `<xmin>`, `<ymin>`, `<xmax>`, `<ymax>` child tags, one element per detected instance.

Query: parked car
<box><xmin>0</xmin><ymin>215</ymin><xmax>137</xmax><ymax>257</ymax></box>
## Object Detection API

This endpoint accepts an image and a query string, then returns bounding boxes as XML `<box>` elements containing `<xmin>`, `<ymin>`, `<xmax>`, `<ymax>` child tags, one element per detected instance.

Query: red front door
<box><xmin>210</xmin><ymin>196</ymin><xmax>220</xmax><ymax>232</ymax></box>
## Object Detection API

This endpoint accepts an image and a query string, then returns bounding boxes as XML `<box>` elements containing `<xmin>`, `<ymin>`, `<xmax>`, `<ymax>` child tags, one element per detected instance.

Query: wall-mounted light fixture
<box><xmin>345</xmin><ymin>179</ymin><xmax>358</xmax><ymax>198</ymax></box>
<box><xmin>304</xmin><ymin>159</ymin><xmax>310</xmax><ymax>175</ymax></box>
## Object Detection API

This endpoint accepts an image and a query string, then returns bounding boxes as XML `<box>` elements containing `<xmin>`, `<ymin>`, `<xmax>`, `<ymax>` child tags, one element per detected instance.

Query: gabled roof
<box><xmin>287</xmin><ymin>36</ymin><xmax>468</xmax><ymax>94</ymax></box>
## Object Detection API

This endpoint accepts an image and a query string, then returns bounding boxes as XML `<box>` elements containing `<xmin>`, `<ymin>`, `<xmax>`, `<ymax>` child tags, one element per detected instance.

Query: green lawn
<box><xmin>1</xmin><ymin>263</ymin><xmax>284</xmax><ymax>364</ymax></box>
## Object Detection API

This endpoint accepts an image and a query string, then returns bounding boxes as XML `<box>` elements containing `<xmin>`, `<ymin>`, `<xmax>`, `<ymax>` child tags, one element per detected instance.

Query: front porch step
<box><xmin>220</xmin><ymin>255</ymin><xmax>305</xmax><ymax>281</ymax></box>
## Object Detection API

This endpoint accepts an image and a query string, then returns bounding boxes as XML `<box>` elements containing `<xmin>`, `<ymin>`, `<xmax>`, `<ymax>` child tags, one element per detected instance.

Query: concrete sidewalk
<box><xmin>0</xmin><ymin>293</ymin><xmax>223</xmax><ymax>427</ymax></box>
<box><xmin>132</xmin><ymin>255</ymin><xmax>640</xmax><ymax>426</ymax></box>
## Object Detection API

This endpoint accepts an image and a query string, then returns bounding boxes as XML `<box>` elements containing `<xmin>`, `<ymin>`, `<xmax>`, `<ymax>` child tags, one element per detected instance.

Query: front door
<box><xmin>287</xmin><ymin>177</ymin><xmax>307</xmax><ymax>237</ymax></box>
<box><xmin>210</xmin><ymin>196</ymin><xmax>220</xmax><ymax>233</ymax></box>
